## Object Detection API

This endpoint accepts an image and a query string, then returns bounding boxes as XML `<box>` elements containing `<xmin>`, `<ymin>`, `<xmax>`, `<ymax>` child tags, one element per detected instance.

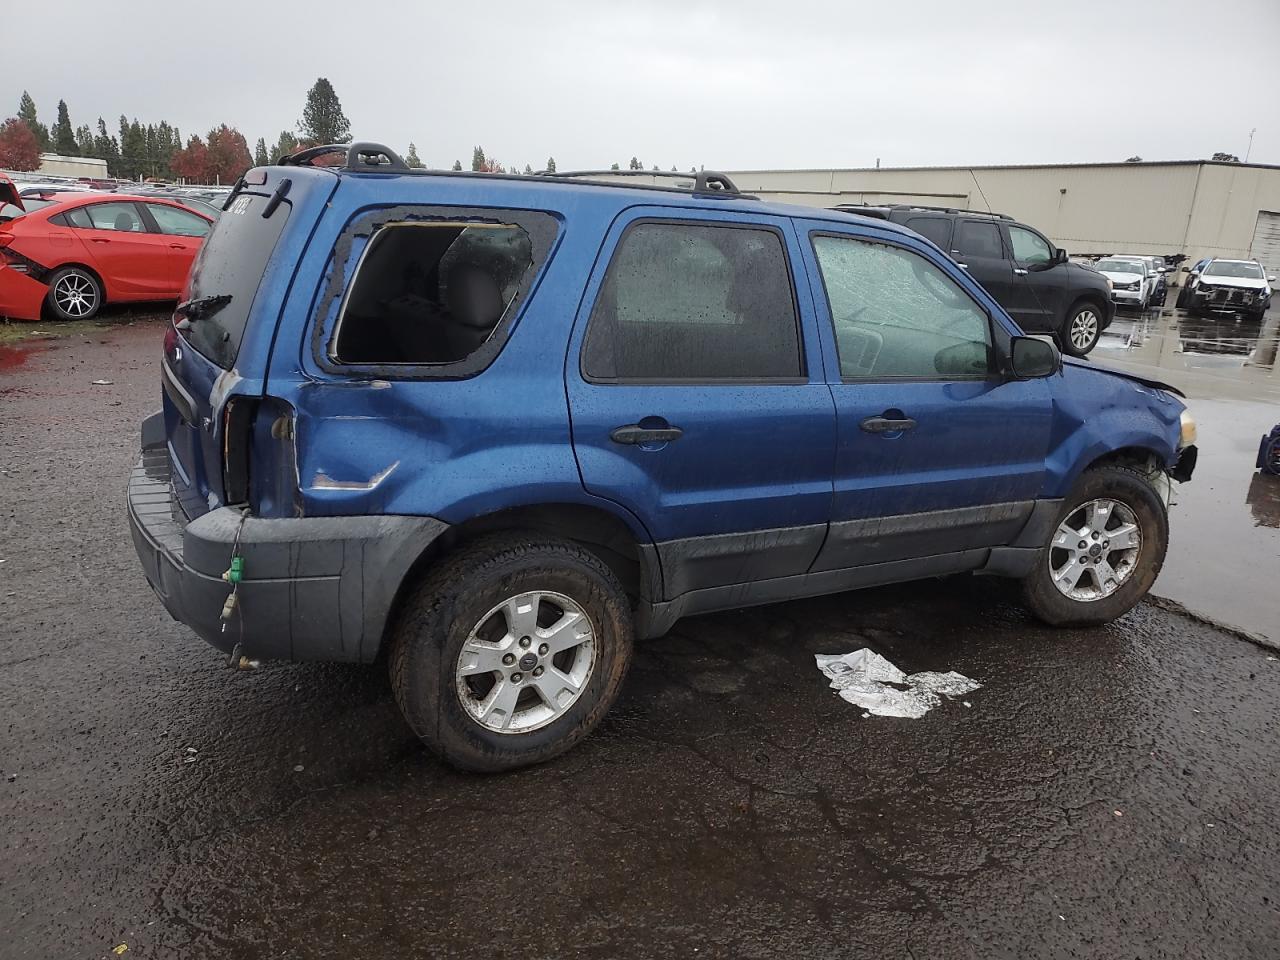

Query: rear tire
<box><xmin>1062</xmin><ymin>301</ymin><xmax>1102</xmax><ymax>356</ymax></box>
<box><xmin>1021</xmin><ymin>465</ymin><xmax>1168</xmax><ymax>627</ymax></box>
<box><xmin>389</xmin><ymin>533</ymin><xmax>634</xmax><ymax>772</ymax></box>
<box><xmin>45</xmin><ymin>266</ymin><xmax>103</xmax><ymax>321</ymax></box>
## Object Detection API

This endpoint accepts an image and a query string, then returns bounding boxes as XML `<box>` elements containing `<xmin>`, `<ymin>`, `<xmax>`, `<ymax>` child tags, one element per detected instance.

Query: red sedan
<box><xmin>0</xmin><ymin>179</ymin><xmax>212</xmax><ymax>322</ymax></box>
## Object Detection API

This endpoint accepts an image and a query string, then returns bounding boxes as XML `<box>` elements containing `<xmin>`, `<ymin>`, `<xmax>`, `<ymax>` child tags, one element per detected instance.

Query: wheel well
<box><xmin>49</xmin><ymin>263</ymin><xmax>107</xmax><ymax>298</ymax></box>
<box><xmin>381</xmin><ymin>503</ymin><xmax>652</xmax><ymax>656</ymax></box>
<box><xmin>1085</xmin><ymin>445</ymin><xmax>1164</xmax><ymax>474</ymax></box>
<box><xmin>1066</xmin><ymin>293</ymin><xmax>1106</xmax><ymax>323</ymax></box>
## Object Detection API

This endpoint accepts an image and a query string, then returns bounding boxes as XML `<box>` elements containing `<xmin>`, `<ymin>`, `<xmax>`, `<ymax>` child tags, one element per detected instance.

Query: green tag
<box><xmin>227</xmin><ymin>555</ymin><xmax>244</xmax><ymax>584</ymax></box>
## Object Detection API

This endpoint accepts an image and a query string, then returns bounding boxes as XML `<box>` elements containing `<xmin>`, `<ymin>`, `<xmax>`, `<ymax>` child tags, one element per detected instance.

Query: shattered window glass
<box><xmin>335</xmin><ymin>222</ymin><xmax>533</xmax><ymax>365</ymax></box>
<box><xmin>583</xmin><ymin>221</ymin><xmax>802</xmax><ymax>380</ymax></box>
<box><xmin>812</xmin><ymin>234</ymin><xmax>993</xmax><ymax>380</ymax></box>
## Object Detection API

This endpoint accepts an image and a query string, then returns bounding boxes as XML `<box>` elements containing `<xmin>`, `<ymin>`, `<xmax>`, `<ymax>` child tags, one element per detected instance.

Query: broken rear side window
<box><xmin>333</xmin><ymin>222</ymin><xmax>535</xmax><ymax>365</ymax></box>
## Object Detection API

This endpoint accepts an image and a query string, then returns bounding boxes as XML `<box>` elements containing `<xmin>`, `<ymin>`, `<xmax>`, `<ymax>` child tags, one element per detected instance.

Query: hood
<box><xmin>1196</xmin><ymin>275</ymin><xmax>1269</xmax><ymax>290</ymax></box>
<box><xmin>0</xmin><ymin>174</ymin><xmax>24</xmax><ymax>212</ymax></box>
<box><xmin>1061</xmin><ymin>355</ymin><xmax>1185</xmax><ymax>398</ymax></box>
<box><xmin>1099</xmin><ymin>270</ymin><xmax>1145</xmax><ymax>285</ymax></box>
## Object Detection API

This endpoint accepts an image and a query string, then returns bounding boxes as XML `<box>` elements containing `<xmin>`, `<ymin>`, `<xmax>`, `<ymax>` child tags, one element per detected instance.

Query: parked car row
<box><xmin>0</xmin><ymin>174</ymin><xmax>213</xmax><ymax>322</ymax></box>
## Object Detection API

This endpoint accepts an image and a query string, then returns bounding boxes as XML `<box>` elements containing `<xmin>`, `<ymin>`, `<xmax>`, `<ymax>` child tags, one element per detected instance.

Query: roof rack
<box><xmin>281</xmin><ymin>141</ymin><xmax>409</xmax><ymax>172</ymax></box>
<box><xmin>540</xmin><ymin>168</ymin><xmax>748</xmax><ymax>197</ymax></box>
<box><xmin>833</xmin><ymin>201</ymin><xmax>1013</xmax><ymax>221</ymax></box>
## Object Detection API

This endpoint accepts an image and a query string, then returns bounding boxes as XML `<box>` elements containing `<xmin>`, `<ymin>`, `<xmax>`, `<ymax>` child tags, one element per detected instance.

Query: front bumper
<box><xmin>1192</xmin><ymin>288</ymin><xmax>1265</xmax><ymax>314</ymax></box>
<box><xmin>1111</xmin><ymin>288</ymin><xmax>1143</xmax><ymax>304</ymax></box>
<box><xmin>127</xmin><ymin>419</ymin><xmax>449</xmax><ymax>663</ymax></box>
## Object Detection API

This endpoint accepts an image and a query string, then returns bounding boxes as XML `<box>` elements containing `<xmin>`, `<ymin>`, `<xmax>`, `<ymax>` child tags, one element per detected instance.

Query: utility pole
<box><xmin>1246</xmin><ymin>128</ymin><xmax>1257</xmax><ymax>163</ymax></box>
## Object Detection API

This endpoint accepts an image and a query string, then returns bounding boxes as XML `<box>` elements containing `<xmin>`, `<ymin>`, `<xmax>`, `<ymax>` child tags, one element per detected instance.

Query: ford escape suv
<box><xmin>128</xmin><ymin>144</ymin><xmax>1197</xmax><ymax>772</ymax></box>
<box><xmin>834</xmin><ymin>204</ymin><xmax>1115</xmax><ymax>356</ymax></box>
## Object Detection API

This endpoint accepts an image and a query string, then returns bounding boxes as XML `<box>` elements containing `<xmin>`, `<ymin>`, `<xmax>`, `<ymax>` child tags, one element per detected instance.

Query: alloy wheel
<box><xmin>454</xmin><ymin>590</ymin><xmax>597</xmax><ymax>733</ymax></box>
<box><xmin>1048</xmin><ymin>498</ymin><xmax>1142</xmax><ymax>602</ymax></box>
<box><xmin>1070</xmin><ymin>309</ymin><xmax>1099</xmax><ymax>350</ymax></box>
<box><xmin>53</xmin><ymin>273</ymin><xmax>98</xmax><ymax>318</ymax></box>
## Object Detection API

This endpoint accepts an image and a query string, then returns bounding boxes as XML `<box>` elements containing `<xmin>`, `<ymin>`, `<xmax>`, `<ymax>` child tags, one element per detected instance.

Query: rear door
<box><xmin>951</xmin><ymin>218</ymin><xmax>1015</xmax><ymax>315</ymax></box>
<box><xmin>141</xmin><ymin>201</ymin><xmax>212</xmax><ymax>292</ymax></box>
<box><xmin>567</xmin><ymin>208</ymin><xmax>835</xmax><ymax>598</ymax></box>
<box><xmin>795</xmin><ymin>218</ymin><xmax>1053</xmax><ymax>573</ymax></box>
<box><xmin>65</xmin><ymin>201</ymin><xmax>171</xmax><ymax>296</ymax></box>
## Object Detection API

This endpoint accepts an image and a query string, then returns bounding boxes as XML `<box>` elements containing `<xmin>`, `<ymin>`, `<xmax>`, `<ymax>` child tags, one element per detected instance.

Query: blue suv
<box><xmin>128</xmin><ymin>143</ymin><xmax>1198</xmax><ymax>771</ymax></box>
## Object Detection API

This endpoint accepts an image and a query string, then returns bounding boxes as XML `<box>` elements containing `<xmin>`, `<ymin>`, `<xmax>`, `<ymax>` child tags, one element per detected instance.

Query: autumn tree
<box><xmin>254</xmin><ymin>138</ymin><xmax>269</xmax><ymax>166</ymax></box>
<box><xmin>170</xmin><ymin>134</ymin><xmax>209</xmax><ymax>181</ymax></box>
<box><xmin>53</xmin><ymin>100</ymin><xmax>77</xmax><ymax>155</ymax></box>
<box><xmin>405</xmin><ymin>142</ymin><xmax>424</xmax><ymax>168</ymax></box>
<box><xmin>17</xmin><ymin>91</ymin><xmax>49</xmax><ymax>151</ymax></box>
<box><xmin>299</xmin><ymin>78</ymin><xmax>351</xmax><ymax>145</ymax></box>
<box><xmin>204</xmin><ymin>125</ymin><xmax>253</xmax><ymax>183</ymax></box>
<box><xmin>0</xmin><ymin>118</ymin><xmax>41</xmax><ymax>170</ymax></box>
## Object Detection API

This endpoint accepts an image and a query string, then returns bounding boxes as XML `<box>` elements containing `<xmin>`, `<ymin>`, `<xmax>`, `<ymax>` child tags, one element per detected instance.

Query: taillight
<box><xmin>222</xmin><ymin>397</ymin><xmax>255</xmax><ymax>506</ymax></box>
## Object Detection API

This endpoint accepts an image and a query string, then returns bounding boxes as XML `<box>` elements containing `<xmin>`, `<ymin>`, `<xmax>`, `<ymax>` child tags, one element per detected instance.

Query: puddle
<box><xmin>0</xmin><ymin>342</ymin><xmax>51</xmax><ymax>373</ymax></box>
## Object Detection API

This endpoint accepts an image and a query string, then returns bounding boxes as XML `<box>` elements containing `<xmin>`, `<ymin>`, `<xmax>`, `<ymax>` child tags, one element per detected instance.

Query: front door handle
<box><xmin>1013</xmin><ymin>267</ymin><xmax>1029</xmax><ymax>276</ymax></box>
<box><xmin>860</xmin><ymin>415</ymin><xmax>917</xmax><ymax>434</ymax></box>
<box><xmin>169</xmin><ymin>243</ymin><xmax>187</xmax><ymax>249</ymax></box>
<box><xmin>90</xmin><ymin>238</ymin><xmax>110</xmax><ymax>243</ymax></box>
<box><xmin>610</xmin><ymin>423</ymin><xmax>683</xmax><ymax>445</ymax></box>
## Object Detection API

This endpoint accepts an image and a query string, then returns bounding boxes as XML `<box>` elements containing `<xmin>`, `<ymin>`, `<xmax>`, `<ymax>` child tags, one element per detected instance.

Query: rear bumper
<box><xmin>0</xmin><ymin>264</ymin><xmax>49</xmax><ymax>321</ymax></box>
<box><xmin>127</xmin><ymin>416</ymin><xmax>450</xmax><ymax>663</ymax></box>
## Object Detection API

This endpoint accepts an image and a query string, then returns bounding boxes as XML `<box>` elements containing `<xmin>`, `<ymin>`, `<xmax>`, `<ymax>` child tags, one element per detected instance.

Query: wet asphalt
<box><xmin>3</xmin><ymin>318</ymin><xmax>1280</xmax><ymax>959</ymax></box>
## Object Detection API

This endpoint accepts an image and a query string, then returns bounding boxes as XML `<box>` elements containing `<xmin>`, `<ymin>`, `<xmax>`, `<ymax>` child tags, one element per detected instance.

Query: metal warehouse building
<box><xmin>725</xmin><ymin>160</ymin><xmax>1280</xmax><ymax>275</ymax></box>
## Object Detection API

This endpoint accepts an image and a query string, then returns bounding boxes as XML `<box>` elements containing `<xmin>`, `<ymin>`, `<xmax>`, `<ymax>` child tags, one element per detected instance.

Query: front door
<box><xmin>1002</xmin><ymin>222</ymin><xmax>1065</xmax><ymax>331</ymax></box>
<box><xmin>141</xmin><ymin>202</ymin><xmax>212</xmax><ymax>292</ymax></box>
<box><xmin>567</xmin><ymin>209</ymin><xmax>835</xmax><ymax>599</ymax></box>
<box><xmin>795</xmin><ymin>219</ymin><xmax>1054</xmax><ymax>573</ymax></box>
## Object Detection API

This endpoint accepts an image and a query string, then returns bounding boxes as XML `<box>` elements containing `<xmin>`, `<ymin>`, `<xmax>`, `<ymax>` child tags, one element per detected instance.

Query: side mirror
<box><xmin>1269</xmin><ymin>275</ymin><xmax>1277</xmax><ymax>283</ymax></box>
<box><xmin>1054</xmin><ymin>247</ymin><xmax>1069</xmax><ymax>265</ymax></box>
<box><xmin>1010</xmin><ymin>336</ymin><xmax>1061</xmax><ymax>379</ymax></box>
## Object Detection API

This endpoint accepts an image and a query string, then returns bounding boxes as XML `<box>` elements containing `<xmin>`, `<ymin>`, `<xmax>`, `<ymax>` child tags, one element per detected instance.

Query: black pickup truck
<box><xmin>834</xmin><ymin>204</ymin><xmax>1114</xmax><ymax>356</ymax></box>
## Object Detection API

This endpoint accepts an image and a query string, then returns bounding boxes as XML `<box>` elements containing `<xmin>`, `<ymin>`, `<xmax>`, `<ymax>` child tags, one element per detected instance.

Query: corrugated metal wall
<box><xmin>727</xmin><ymin>162</ymin><xmax>1280</xmax><ymax>265</ymax></box>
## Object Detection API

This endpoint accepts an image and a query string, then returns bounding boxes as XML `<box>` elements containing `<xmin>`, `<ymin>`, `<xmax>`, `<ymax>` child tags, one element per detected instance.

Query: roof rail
<box><xmin>540</xmin><ymin>168</ymin><xmax>748</xmax><ymax>197</ymax></box>
<box><xmin>280</xmin><ymin>141</ymin><xmax>409</xmax><ymax>172</ymax></box>
<box><xmin>833</xmin><ymin>201</ymin><xmax>1013</xmax><ymax>221</ymax></box>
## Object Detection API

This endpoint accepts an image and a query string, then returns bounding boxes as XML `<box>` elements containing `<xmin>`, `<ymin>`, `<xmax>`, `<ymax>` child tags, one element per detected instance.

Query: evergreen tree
<box><xmin>53</xmin><ymin>100</ymin><xmax>77</xmax><ymax>155</ymax></box>
<box><xmin>628</xmin><ymin>156</ymin><xmax>642</xmax><ymax>170</ymax></box>
<box><xmin>271</xmin><ymin>131</ymin><xmax>299</xmax><ymax>163</ymax></box>
<box><xmin>452</xmin><ymin>159</ymin><xmax>462</xmax><ymax>171</ymax></box>
<box><xmin>546</xmin><ymin>156</ymin><xmax>556</xmax><ymax>173</ymax></box>
<box><xmin>254</xmin><ymin>138</ymin><xmax>269</xmax><ymax>166</ymax></box>
<box><xmin>524</xmin><ymin>164</ymin><xmax>533</xmax><ymax>175</ymax></box>
<box><xmin>472</xmin><ymin>146</ymin><xmax>486</xmax><ymax>171</ymax></box>
<box><xmin>299</xmin><ymin>78</ymin><xmax>351</xmax><ymax>144</ymax></box>
<box><xmin>610</xmin><ymin>162</ymin><xmax>620</xmax><ymax>171</ymax></box>
<box><xmin>405</xmin><ymin>142</ymin><xmax>424</xmax><ymax>168</ymax></box>
<box><xmin>74</xmin><ymin>124</ymin><xmax>95</xmax><ymax>157</ymax></box>
<box><xmin>17</xmin><ymin>91</ymin><xmax>50</xmax><ymax>151</ymax></box>
<box><xmin>94</xmin><ymin>118</ymin><xmax>120</xmax><ymax>175</ymax></box>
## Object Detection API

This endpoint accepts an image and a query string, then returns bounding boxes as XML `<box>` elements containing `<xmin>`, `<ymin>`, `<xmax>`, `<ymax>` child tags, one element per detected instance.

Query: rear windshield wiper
<box><xmin>174</xmin><ymin>294</ymin><xmax>232</xmax><ymax>327</ymax></box>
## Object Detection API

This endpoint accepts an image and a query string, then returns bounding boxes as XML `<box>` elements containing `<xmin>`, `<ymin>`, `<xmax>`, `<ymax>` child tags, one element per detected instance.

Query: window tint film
<box><xmin>183</xmin><ymin>193</ymin><xmax>291</xmax><ymax>370</ymax></box>
<box><xmin>583</xmin><ymin>221</ymin><xmax>802</xmax><ymax>381</ymax></box>
<box><xmin>334</xmin><ymin>222</ymin><xmax>534</xmax><ymax>365</ymax></box>
<box><xmin>82</xmin><ymin>202</ymin><xmax>144</xmax><ymax>232</ymax></box>
<box><xmin>1007</xmin><ymin>225</ymin><xmax>1052</xmax><ymax>265</ymax></box>
<box><xmin>811</xmin><ymin>234</ymin><xmax>992</xmax><ymax>380</ymax></box>
<box><xmin>904</xmin><ymin>216</ymin><xmax>952</xmax><ymax>249</ymax></box>
<box><xmin>147</xmin><ymin>203</ymin><xmax>211</xmax><ymax>237</ymax></box>
<box><xmin>955</xmin><ymin>220</ymin><xmax>1003</xmax><ymax>259</ymax></box>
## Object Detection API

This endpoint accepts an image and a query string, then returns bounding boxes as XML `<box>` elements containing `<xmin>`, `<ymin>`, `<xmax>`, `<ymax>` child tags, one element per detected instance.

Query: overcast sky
<box><xmin>11</xmin><ymin>0</ymin><xmax>1280</xmax><ymax>171</ymax></box>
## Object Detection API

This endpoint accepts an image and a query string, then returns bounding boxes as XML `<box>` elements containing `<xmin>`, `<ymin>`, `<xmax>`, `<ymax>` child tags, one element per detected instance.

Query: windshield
<box><xmin>1203</xmin><ymin>261</ymin><xmax>1264</xmax><ymax>279</ymax></box>
<box><xmin>1097</xmin><ymin>259</ymin><xmax>1144</xmax><ymax>275</ymax></box>
<box><xmin>181</xmin><ymin>191</ymin><xmax>291</xmax><ymax>370</ymax></box>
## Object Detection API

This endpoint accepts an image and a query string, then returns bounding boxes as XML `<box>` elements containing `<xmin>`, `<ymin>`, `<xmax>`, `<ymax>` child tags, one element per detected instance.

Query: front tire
<box><xmin>1021</xmin><ymin>465</ymin><xmax>1168</xmax><ymax>627</ymax></box>
<box><xmin>1062</xmin><ymin>301</ymin><xmax>1102</xmax><ymax>356</ymax></box>
<box><xmin>45</xmin><ymin>266</ymin><xmax>103</xmax><ymax>321</ymax></box>
<box><xmin>389</xmin><ymin>533</ymin><xmax>634</xmax><ymax>772</ymax></box>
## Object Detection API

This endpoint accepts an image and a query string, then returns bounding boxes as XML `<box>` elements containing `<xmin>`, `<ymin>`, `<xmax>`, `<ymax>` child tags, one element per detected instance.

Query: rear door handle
<box><xmin>610</xmin><ymin>423</ymin><xmax>683</xmax><ymax>445</ymax></box>
<box><xmin>90</xmin><ymin>238</ymin><xmax>110</xmax><ymax>243</ymax></box>
<box><xmin>860</xmin><ymin>416</ymin><xmax>917</xmax><ymax>434</ymax></box>
<box><xmin>1013</xmin><ymin>267</ymin><xmax>1028</xmax><ymax>276</ymax></box>
<box><xmin>169</xmin><ymin>243</ymin><xmax>187</xmax><ymax>249</ymax></box>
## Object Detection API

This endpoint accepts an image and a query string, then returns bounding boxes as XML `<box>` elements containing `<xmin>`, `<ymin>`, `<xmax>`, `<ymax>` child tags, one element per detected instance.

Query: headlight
<box><xmin>1179</xmin><ymin>409</ymin><xmax>1197</xmax><ymax>447</ymax></box>
<box><xmin>1104</xmin><ymin>276</ymin><xmax>1113</xmax><ymax>290</ymax></box>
